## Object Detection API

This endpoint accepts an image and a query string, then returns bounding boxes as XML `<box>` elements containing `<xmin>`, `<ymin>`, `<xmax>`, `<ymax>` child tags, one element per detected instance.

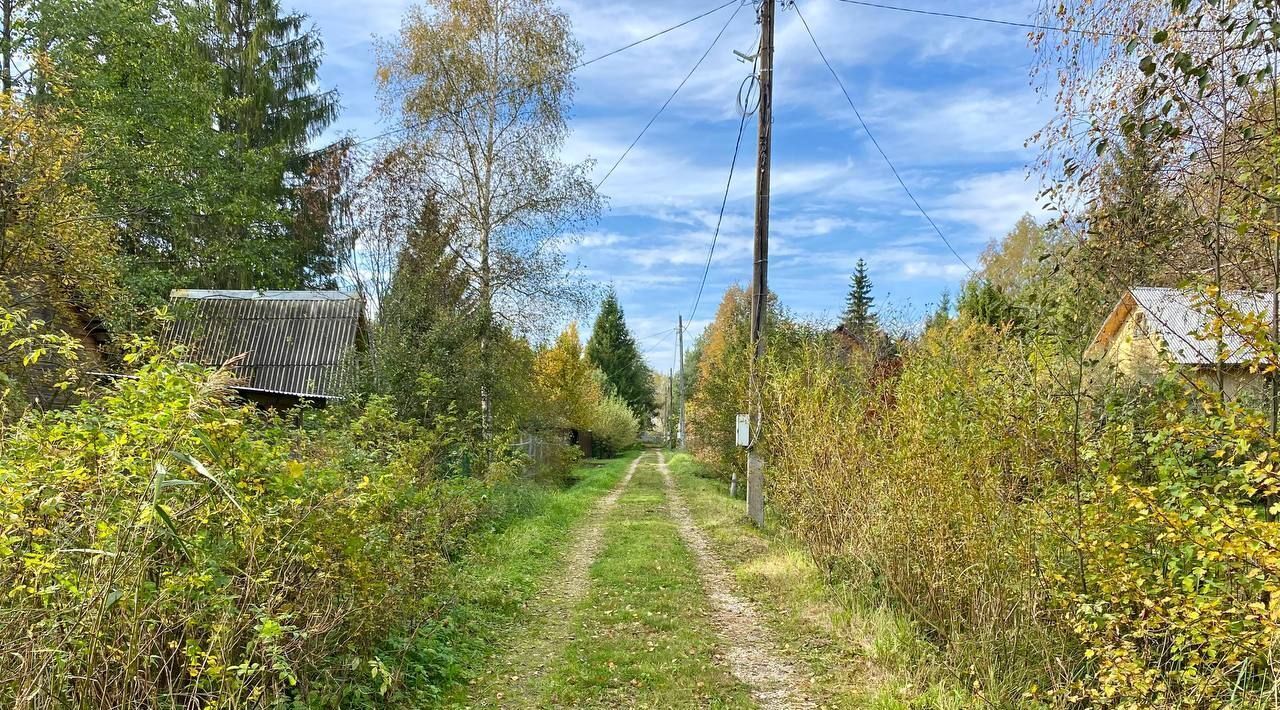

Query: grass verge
<box><xmin>666</xmin><ymin>452</ymin><xmax>972</xmax><ymax>709</ymax></box>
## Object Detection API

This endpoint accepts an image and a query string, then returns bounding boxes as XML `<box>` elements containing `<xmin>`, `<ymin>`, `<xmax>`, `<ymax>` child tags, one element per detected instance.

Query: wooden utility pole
<box><xmin>746</xmin><ymin>0</ymin><xmax>775</xmax><ymax>528</ymax></box>
<box><xmin>677</xmin><ymin>314</ymin><xmax>687</xmax><ymax>448</ymax></box>
<box><xmin>668</xmin><ymin>368</ymin><xmax>675</xmax><ymax>446</ymax></box>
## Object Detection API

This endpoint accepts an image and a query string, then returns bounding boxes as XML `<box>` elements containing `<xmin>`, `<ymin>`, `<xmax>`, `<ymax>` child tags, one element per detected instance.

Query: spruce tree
<box><xmin>209</xmin><ymin>0</ymin><xmax>340</xmax><ymax>285</ymax></box>
<box><xmin>211</xmin><ymin>0</ymin><xmax>336</xmax><ymax>152</ymax></box>
<box><xmin>374</xmin><ymin>199</ymin><xmax>482</xmax><ymax>423</ymax></box>
<box><xmin>925</xmin><ymin>290</ymin><xmax>952</xmax><ymax>331</ymax></box>
<box><xmin>841</xmin><ymin>259</ymin><xmax>877</xmax><ymax>339</ymax></box>
<box><xmin>586</xmin><ymin>289</ymin><xmax>656</xmax><ymax>418</ymax></box>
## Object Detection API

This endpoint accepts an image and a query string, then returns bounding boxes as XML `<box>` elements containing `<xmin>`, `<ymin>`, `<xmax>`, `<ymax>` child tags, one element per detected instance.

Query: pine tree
<box><xmin>841</xmin><ymin>259</ymin><xmax>877</xmax><ymax>339</ymax></box>
<box><xmin>959</xmin><ymin>279</ymin><xmax>1020</xmax><ymax>328</ymax></box>
<box><xmin>586</xmin><ymin>289</ymin><xmax>656</xmax><ymax>418</ymax></box>
<box><xmin>373</xmin><ymin>199</ymin><xmax>482</xmax><ymax>422</ymax></box>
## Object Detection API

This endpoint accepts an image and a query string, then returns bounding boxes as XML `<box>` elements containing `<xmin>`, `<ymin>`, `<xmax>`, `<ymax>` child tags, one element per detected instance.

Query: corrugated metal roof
<box><xmin>170</xmin><ymin>289</ymin><xmax>356</xmax><ymax>302</ymax></box>
<box><xmin>164</xmin><ymin>290</ymin><xmax>364</xmax><ymax>399</ymax></box>
<box><xmin>1130</xmin><ymin>286</ymin><xmax>1274</xmax><ymax>366</ymax></box>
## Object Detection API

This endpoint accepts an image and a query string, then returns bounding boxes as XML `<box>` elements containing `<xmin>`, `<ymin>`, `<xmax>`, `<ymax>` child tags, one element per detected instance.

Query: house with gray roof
<box><xmin>1086</xmin><ymin>286</ymin><xmax>1275</xmax><ymax>397</ymax></box>
<box><xmin>163</xmin><ymin>289</ymin><xmax>366</xmax><ymax>408</ymax></box>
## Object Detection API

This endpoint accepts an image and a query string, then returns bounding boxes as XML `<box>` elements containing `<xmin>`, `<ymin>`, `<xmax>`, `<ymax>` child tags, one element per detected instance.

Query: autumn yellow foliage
<box><xmin>686</xmin><ymin>286</ymin><xmax>750</xmax><ymax>476</ymax></box>
<box><xmin>532</xmin><ymin>322</ymin><xmax>602</xmax><ymax>431</ymax></box>
<box><xmin>704</xmin><ymin>309</ymin><xmax>1280</xmax><ymax>706</ymax></box>
<box><xmin>1</xmin><ymin>84</ymin><xmax>118</xmax><ymax>317</ymax></box>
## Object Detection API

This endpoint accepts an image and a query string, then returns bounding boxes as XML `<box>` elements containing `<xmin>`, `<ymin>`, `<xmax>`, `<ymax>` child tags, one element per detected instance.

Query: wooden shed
<box><xmin>163</xmin><ymin>289</ymin><xmax>366</xmax><ymax>408</ymax></box>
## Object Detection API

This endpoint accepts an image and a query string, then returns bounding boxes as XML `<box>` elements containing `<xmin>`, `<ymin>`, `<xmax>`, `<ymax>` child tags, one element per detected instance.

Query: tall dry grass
<box><xmin>763</xmin><ymin>322</ymin><xmax>1080</xmax><ymax>702</ymax></box>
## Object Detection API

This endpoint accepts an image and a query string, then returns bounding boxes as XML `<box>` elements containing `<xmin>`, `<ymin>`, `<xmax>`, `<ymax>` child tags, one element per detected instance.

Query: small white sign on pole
<box><xmin>735</xmin><ymin>414</ymin><xmax>750</xmax><ymax>447</ymax></box>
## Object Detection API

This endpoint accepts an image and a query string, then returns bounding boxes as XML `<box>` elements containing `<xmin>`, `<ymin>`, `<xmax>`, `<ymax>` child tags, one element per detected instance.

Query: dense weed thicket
<box><xmin>1</xmin><ymin>0</ymin><xmax>648</xmax><ymax>705</ymax></box>
<box><xmin>762</xmin><ymin>323</ymin><xmax>1079</xmax><ymax>703</ymax></box>
<box><xmin>0</xmin><ymin>332</ymin><xmax>543</xmax><ymax>707</ymax></box>
<box><xmin>688</xmin><ymin>299</ymin><xmax>1280</xmax><ymax>707</ymax></box>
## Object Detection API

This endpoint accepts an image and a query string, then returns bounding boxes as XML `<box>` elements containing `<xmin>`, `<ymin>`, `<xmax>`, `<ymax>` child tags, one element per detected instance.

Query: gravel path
<box><xmin>656</xmin><ymin>451</ymin><xmax>816</xmax><ymax>710</ymax></box>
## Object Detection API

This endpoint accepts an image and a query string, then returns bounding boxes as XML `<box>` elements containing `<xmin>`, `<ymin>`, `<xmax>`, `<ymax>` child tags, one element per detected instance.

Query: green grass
<box><xmin>541</xmin><ymin>459</ymin><xmax>755</xmax><ymax>709</ymax></box>
<box><xmin>666</xmin><ymin>452</ymin><xmax>972</xmax><ymax>709</ymax></box>
<box><xmin>408</xmin><ymin>450</ymin><xmax>971</xmax><ymax>708</ymax></box>
<box><xmin>393</xmin><ymin>453</ymin><xmax>640</xmax><ymax>706</ymax></box>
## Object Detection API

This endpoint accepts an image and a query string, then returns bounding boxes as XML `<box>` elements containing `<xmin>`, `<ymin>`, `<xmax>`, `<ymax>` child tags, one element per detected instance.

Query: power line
<box><xmin>687</xmin><ymin>80</ymin><xmax>754</xmax><ymax>330</ymax></box>
<box><xmin>648</xmin><ymin>327</ymin><xmax>678</xmax><ymax>354</ymax></box>
<box><xmin>637</xmin><ymin>326</ymin><xmax>677</xmax><ymax>341</ymax></box>
<box><xmin>794</xmin><ymin>1</ymin><xmax>974</xmax><ymax>273</ymax></box>
<box><xmin>581</xmin><ymin>0</ymin><xmax>742</xmax><ymax>68</ymax></box>
<box><xmin>595</xmin><ymin>0</ymin><xmax>747</xmax><ymax>189</ymax></box>
<box><xmin>304</xmin><ymin>0</ymin><xmax>744</xmax><ymax>159</ymax></box>
<box><xmin>831</xmin><ymin>0</ymin><xmax>1119</xmax><ymax>36</ymax></box>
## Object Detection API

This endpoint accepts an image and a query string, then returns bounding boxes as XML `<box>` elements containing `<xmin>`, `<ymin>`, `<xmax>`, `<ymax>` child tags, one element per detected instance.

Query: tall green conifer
<box><xmin>841</xmin><ymin>258</ymin><xmax>877</xmax><ymax>339</ymax></box>
<box><xmin>586</xmin><ymin>289</ymin><xmax>655</xmax><ymax>418</ymax></box>
<box><xmin>209</xmin><ymin>0</ymin><xmax>340</xmax><ymax>285</ymax></box>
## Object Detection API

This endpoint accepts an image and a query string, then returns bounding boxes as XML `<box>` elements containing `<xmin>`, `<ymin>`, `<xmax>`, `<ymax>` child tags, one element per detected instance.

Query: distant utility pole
<box><xmin>677</xmin><ymin>314</ymin><xmax>687</xmax><ymax>448</ymax></box>
<box><xmin>667</xmin><ymin>368</ymin><xmax>675</xmax><ymax>446</ymax></box>
<box><xmin>746</xmin><ymin>0</ymin><xmax>774</xmax><ymax>529</ymax></box>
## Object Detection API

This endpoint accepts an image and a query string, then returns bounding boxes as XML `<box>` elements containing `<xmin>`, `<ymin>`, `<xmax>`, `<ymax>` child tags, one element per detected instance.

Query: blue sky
<box><xmin>300</xmin><ymin>0</ymin><xmax>1051</xmax><ymax>370</ymax></box>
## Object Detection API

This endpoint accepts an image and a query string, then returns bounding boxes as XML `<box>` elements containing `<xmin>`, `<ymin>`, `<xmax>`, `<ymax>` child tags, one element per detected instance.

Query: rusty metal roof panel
<box><xmin>164</xmin><ymin>290</ymin><xmax>364</xmax><ymax>399</ymax></box>
<box><xmin>1130</xmin><ymin>286</ymin><xmax>1273</xmax><ymax>366</ymax></box>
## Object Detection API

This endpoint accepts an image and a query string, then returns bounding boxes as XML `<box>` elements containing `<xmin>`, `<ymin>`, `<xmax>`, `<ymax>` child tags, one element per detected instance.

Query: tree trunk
<box><xmin>1</xmin><ymin>0</ymin><xmax>14</xmax><ymax>274</ymax></box>
<box><xmin>479</xmin><ymin>226</ymin><xmax>492</xmax><ymax>441</ymax></box>
<box><xmin>1</xmin><ymin>0</ymin><xmax>13</xmax><ymax>93</ymax></box>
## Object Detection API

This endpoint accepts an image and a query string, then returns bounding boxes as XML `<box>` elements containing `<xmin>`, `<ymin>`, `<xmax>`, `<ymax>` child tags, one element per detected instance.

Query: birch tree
<box><xmin>376</xmin><ymin>0</ymin><xmax>600</xmax><ymax>433</ymax></box>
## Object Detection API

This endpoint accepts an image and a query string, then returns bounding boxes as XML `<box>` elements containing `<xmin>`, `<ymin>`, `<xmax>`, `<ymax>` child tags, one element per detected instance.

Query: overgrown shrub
<box><xmin>1049</xmin><ymin>389</ymin><xmax>1280</xmax><ymax>707</ymax></box>
<box><xmin>761</xmin><ymin>320</ymin><xmax>1080</xmax><ymax>702</ymax></box>
<box><xmin>0</xmin><ymin>340</ymin><xmax>522</xmax><ymax>708</ymax></box>
<box><xmin>589</xmin><ymin>394</ymin><xmax>639</xmax><ymax>456</ymax></box>
<box><xmin>726</xmin><ymin>308</ymin><xmax>1280</xmax><ymax>706</ymax></box>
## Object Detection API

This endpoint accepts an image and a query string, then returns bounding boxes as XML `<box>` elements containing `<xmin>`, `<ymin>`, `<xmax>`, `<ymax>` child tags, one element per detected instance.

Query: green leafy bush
<box><xmin>0</xmin><ymin>340</ymin><xmax>521</xmax><ymax>707</ymax></box>
<box><xmin>589</xmin><ymin>394</ymin><xmax>639</xmax><ymax>456</ymax></box>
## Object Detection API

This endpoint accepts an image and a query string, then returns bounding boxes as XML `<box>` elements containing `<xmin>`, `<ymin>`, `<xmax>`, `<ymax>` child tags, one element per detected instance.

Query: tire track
<box><xmin>463</xmin><ymin>453</ymin><xmax>645</xmax><ymax>708</ymax></box>
<box><xmin>656</xmin><ymin>451</ymin><xmax>816</xmax><ymax>710</ymax></box>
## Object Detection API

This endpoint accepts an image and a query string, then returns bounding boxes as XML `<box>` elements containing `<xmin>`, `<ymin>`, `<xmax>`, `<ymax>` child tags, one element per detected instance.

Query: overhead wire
<box><xmin>581</xmin><ymin>0</ymin><xmax>742</xmax><ymax>68</ymax></box>
<box><xmin>793</xmin><ymin>1</ymin><xmax>975</xmax><ymax>274</ymax></box>
<box><xmin>830</xmin><ymin>0</ymin><xmax>1119</xmax><ymax>36</ymax></box>
<box><xmin>320</xmin><ymin>0</ymin><xmax>1069</xmax><ymax>345</ymax></box>
<box><xmin>594</xmin><ymin>0</ymin><xmax>747</xmax><ymax>189</ymax></box>
<box><xmin>637</xmin><ymin>326</ymin><xmax>677</xmax><ymax>341</ymax></box>
<box><xmin>301</xmin><ymin>0</ymin><xmax>744</xmax><ymax>159</ymax></box>
<box><xmin>686</xmin><ymin>67</ymin><xmax>757</xmax><ymax>331</ymax></box>
<box><xmin>647</xmin><ymin>328</ymin><xmax>678</xmax><ymax>358</ymax></box>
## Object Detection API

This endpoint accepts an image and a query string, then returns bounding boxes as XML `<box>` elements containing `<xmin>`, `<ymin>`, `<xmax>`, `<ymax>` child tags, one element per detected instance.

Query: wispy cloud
<box><xmin>299</xmin><ymin>0</ymin><xmax>1049</xmax><ymax>367</ymax></box>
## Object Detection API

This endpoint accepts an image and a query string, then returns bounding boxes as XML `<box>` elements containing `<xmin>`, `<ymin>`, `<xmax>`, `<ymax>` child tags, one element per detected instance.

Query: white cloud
<box><xmin>296</xmin><ymin>0</ymin><xmax>1054</xmax><ymax>366</ymax></box>
<box><xmin>569</xmin><ymin>231</ymin><xmax>627</xmax><ymax>249</ymax></box>
<box><xmin>935</xmin><ymin>168</ymin><xmax>1047</xmax><ymax>241</ymax></box>
<box><xmin>899</xmin><ymin>260</ymin><xmax>971</xmax><ymax>279</ymax></box>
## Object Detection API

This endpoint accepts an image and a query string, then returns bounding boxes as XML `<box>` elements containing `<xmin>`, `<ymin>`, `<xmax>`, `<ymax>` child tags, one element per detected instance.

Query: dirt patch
<box><xmin>656</xmin><ymin>451</ymin><xmax>817</xmax><ymax>710</ymax></box>
<box><xmin>555</xmin><ymin>454</ymin><xmax>641</xmax><ymax>599</ymax></box>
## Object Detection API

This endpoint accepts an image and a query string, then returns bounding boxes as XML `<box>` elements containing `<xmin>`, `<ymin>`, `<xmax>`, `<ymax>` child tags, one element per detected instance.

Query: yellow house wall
<box><xmin>1099</xmin><ymin>312</ymin><xmax>1167</xmax><ymax>381</ymax></box>
<box><xmin>1097</xmin><ymin>311</ymin><xmax>1266</xmax><ymax>399</ymax></box>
